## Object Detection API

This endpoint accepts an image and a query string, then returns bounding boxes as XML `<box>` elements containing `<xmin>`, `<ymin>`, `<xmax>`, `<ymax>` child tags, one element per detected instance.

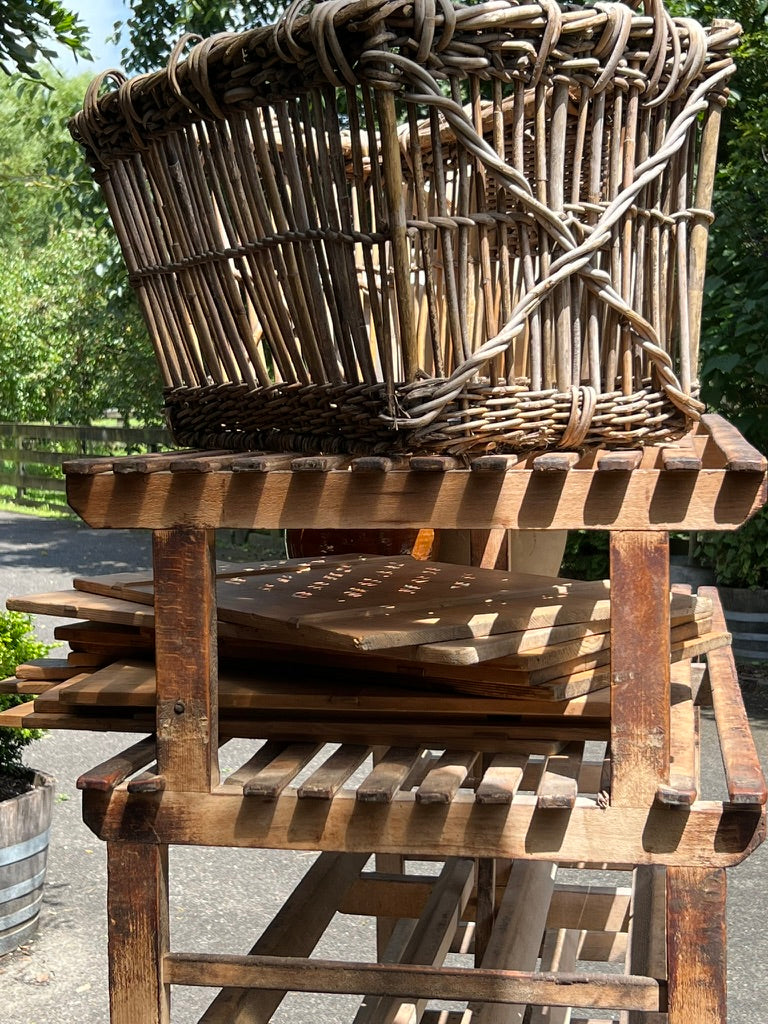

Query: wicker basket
<box><xmin>71</xmin><ymin>0</ymin><xmax>740</xmax><ymax>455</ymax></box>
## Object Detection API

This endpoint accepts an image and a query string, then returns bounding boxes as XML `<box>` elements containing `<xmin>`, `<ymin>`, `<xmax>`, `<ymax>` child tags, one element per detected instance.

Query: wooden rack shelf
<box><xmin>9</xmin><ymin>418</ymin><xmax>763</xmax><ymax>1021</ymax></box>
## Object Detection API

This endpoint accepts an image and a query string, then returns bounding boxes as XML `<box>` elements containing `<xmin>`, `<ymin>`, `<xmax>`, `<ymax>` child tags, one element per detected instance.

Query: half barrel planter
<box><xmin>0</xmin><ymin>770</ymin><xmax>55</xmax><ymax>954</ymax></box>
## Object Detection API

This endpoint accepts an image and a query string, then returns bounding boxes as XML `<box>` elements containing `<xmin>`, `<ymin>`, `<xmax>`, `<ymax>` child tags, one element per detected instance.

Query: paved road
<box><xmin>0</xmin><ymin>511</ymin><xmax>765</xmax><ymax>1022</ymax></box>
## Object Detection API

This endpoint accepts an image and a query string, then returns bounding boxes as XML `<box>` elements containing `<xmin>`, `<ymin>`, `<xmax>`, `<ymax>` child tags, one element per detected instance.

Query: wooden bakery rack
<box><xmin>33</xmin><ymin>414</ymin><xmax>768</xmax><ymax>1020</ymax></box>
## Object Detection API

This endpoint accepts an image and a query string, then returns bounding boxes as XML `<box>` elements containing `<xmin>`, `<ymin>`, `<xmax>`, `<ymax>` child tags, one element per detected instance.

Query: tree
<box><xmin>0</xmin><ymin>0</ymin><xmax>90</xmax><ymax>80</ymax></box>
<box><xmin>111</xmin><ymin>0</ymin><xmax>281</xmax><ymax>73</ymax></box>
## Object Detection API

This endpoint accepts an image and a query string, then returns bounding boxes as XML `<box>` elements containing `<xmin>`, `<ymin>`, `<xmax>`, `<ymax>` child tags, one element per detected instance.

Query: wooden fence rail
<box><xmin>0</xmin><ymin>421</ymin><xmax>171</xmax><ymax>511</ymax></box>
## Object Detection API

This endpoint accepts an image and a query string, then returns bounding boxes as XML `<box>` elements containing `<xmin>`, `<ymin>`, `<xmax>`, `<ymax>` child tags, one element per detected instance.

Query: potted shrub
<box><xmin>0</xmin><ymin>611</ymin><xmax>55</xmax><ymax>955</ymax></box>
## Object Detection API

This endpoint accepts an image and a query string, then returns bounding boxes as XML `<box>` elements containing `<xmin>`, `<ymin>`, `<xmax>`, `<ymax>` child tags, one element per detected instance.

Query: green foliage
<box><xmin>0</xmin><ymin>0</ymin><xmax>90</xmax><ymax>80</ymax></box>
<box><xmin>111</xmin><ymin>1</ymin><xmax>282</xmax><ymax>73</ymax></box>
<box><xmin>696</xmin><ymin>508</ymin><xmax>768</xmax><ymax>589</ymax></box>
<box><xmin>0</xmin><ymin>71</ymin><xmax>163</xmax><ymax>426</ymax></box>
<box><xmin>560</xmin><ymin>531</ymin><xmax>610</xmax><ymax>581</ymax></box>
<box><xmin>0</xmin><ymin>612</ymin><xmax>51</xmax><ymax>772</ymax></box>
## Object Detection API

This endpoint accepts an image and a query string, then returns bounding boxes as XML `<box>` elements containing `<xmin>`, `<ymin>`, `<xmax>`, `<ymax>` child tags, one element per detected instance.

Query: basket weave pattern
<box><xmin>72</xmin><ymin>0</ymin><xmax>740</xmax><ymax>455</ymax></box>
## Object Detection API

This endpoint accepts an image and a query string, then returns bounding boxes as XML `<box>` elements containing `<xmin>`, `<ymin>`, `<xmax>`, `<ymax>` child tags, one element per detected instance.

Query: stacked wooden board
<box><xmin>0</xmin><ymin>555</ymin><xmax>728</xmax><ymax>742</ymax></box>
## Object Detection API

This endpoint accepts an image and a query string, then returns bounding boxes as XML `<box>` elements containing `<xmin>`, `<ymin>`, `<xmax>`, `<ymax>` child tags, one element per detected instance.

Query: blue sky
<box><xmin>54</xmin><ymin>0</ymin><xmax>129</xmax><ymax>75</ymax></box>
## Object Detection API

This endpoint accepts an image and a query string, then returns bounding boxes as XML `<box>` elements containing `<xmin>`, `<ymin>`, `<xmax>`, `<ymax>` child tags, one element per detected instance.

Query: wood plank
<box><xmin>7</xmin><ymin>590</ymin><xmax>156</xmax><ymax>628</ymax></box>
<box><xmin>350</xmin><ymin>456</ymin><xmax>404</xmax><ymax>472</ymax></box>
<box><xmin>409</xmin><ymin>456</ymin><xmax>463</xmax><ymax>472</ymax></box>
<box><xmin>537</xmin><ymin>742</ymin><xmax>584</xmax><ymax>809</ymax></box>
<box><xmin>666</xmin><ymin>867</ymin><xmax>727</xmax><ymax>1023</ymax></box>
<box><xmin>475</xmin><ymin>754</ymin><xmax>529</xmax><ymax>805</ymax></box>
<box><xmin>163</xmin><ymin>953</ymin><xmax>663</xmax><ymax>1011</ymax></box>
<box><xmin>169</xmin><ymin>453</ymin><xmax>241</xmax><ymax>473</ymax></box>
<box><xmin>107</xmin><ymin>842</ymin><xmax>170</xmax><ymax>1024</ymax></box>
<box><xmin>609</xmin><ymin>533</ymin><xmax>670</xmax><ymax>805</ymax></box>
<box><xmin>15</xmin><ymin>658</ymin><xmax>85</xmax><ymax>681</ymax></box>
<box><xmin>82</xmin><ymin>787</ymin><xmax>766</xmax><ymax>867</ymax></box>
<box><xmin>532</xmin><ymin>453</ymin><xmax>581</xmax><ymax>473</ymax></box>
<box><xmin>291</xmin><ymin>455</ymin><xmax>349</xmax><ymax>472</ymax></box>
<box><xmin>701</xmin><ymin>413</ymin><xmax>767</xmax><ymax>472</ymax></box>
<box><xmin>66</xmin><ymin>463</ymin><xmax>768</xmax><ymax>532</ymax></box>
<box><xmin>153</xmin><ymin>529</ymin><xmax>218</xmax><ymax>791</ymax></box>
<box><xmin>656</xmin><ymin>662</ymin><xmax>698</xmax><ymax>807</ymax></box>
<box><xmin>200</xmin><ymin>852</ymin><xmax>369</xmax><ymax>1024</ymax></box>
<box><xmin>700</xmin><ymin>586</ymin><xmax>768</xmax><ymax>805</ymax></box>
<box><xmin>529</xmin><ymin>928</ymin><xmax>581</xmax><ymax>1024</ymax></box>
<box><xmin>468</xmin><ymin>861</ymin><xmax>557</xmax><ymax>1022</ymax></box>
<box><xmin>112</xmin><ymin>450</ymin><xmax>211</xmax><ymax>474</ymax></box>
<box><xmin>76</xmin><ymin>737</ymin><xmax>156</xmax><ymax>792</ymax></box>
<box><xmin>354</xmin><ymin>858</ymin><xmax>475</xmax><ymax>1024</ymax></box>
<box><xmin>416</xmin><ymin>751</ymin><xmax>479</xmax><ymax>804</ymax></box>
<box><xmin>661</xmin><ymin>434</ymin><xmax>703</xmax><ymax>472</ymax></box>
<box><xmin>597</xmin><ymin>451</ymin><xmax>643</xmax><ymax>473</ymax></box>
<box><xmin>470</xmin><ymin>455</ymin><xmax>520</xmax><ymax>472</ymax></box>
<box><xmin>357</xmin><ymin>748</ymin><xmax>427</xmax><ymax>803</ymax></box>
<box><xmin>298</xmin><ymin>744</ymin><xmax>370</xmax><ymax>799</ymax></box>
<box><xmin>622</xmin><ymin>866</ymin><xmax>667</xmax><ymax>1024</ymax></box>
<box><xmin>230</xmin><ymin>453</ymin><xmax>297</xmax><ymax>472</ymax></box>
<box><xmin>241</xmin><ymin>743</ymin><xmax>321</xmax><ymax>800</ymax></box>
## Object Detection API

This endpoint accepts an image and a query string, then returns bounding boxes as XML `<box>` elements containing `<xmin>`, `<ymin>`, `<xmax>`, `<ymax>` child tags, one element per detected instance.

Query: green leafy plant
<box><xmin>0</xmin><ymin>611</ymin><xmax>51</xmax><ymax>777</ymax></box>
<box><xmin>695</xmin><ymin>508</ymin><xmax>768</xmax><ymax>590</ymax></box>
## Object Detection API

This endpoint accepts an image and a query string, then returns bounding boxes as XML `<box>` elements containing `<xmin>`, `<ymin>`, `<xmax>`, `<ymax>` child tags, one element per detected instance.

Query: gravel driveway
<box><xmin>1</xmin><ymin>511</ymin><xmax>766</xmax><ymax>1022</ymax></box>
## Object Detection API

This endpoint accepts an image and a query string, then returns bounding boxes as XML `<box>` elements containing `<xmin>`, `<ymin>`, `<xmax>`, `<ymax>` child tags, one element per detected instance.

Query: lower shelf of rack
<box><xmin>107</xmin><ymin>846</ymin><xmax>727</xmax><ymax>1023</ymax></box>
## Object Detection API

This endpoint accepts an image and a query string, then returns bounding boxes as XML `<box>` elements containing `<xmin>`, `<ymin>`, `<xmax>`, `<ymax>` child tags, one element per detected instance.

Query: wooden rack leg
<box><xmin>667</xmin><ymin>866</ymin><xmax>727</xmax><ymax>1023</ymax></box>
<box><xmin>153</xmin><ymin>528</ymin><xmax>219</xmax><ymax>791</ymax></box>
<box><xmin>609</xmin><ymin>532</ymin><xmax>671</xmax><ymax>804</ymax></box>
<box><xmin>107</xmin><ymin>842</ymin><xmax>170</xmax><ymax>1024</ymax></box>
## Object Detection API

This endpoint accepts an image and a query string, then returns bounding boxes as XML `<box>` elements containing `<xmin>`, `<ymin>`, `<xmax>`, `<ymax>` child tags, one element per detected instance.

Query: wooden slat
<box><xmin>200</xmin><ymin>852</ymin><xmax>369</xmax><ymax>1024</ymax></box>
<box><xmin>622</xmin><ymin>866</ymin><xmax>667</xmax><ymax>1024</ymax></box>
<box><xmin>700</xmin><ymin>586</ymin><xmax>767</xmax><ymax>804</ymax></box>
<box><xmin>475</xmin><ymin>754</ymin><xmax>529</xmax><ymax>805</ymax></box>
<box><xmin>532</xmin><ymin>452</ymin><xmax>581</xmax><ymax>473</ymax></box>
<box><xmin>597</xmin><ymin>451</ymin><xmax>643</xmax><ymax>473</ymax></box>
<box><xmin>350</xmin><ymin>457</ymin><xmax>406</xmax><ymax>472</ymax></box>
<box><xmin>661</xmin><ymin>436</ymin><xmax>703</xmax><ymax>472</ymax></box>
<box><xmin>297</xmin><ymin>744</ymin><xmax>370</xmax><ymax>799</ymax></box>
<box><xmin>416</xmin><ymin>750</ymin><xmax>479</xmax><ymax>804</ymax></box>
<box><xmin>666</xmin><ymin>867</ymin><xmax>727</xmax><ymax>1023</ymax></box>
<box><xmin>60</xmin><ymin>454</ymin><xmax>118</xmax><ymax>475</ymax></box>
<box><xmin>357</xmin><ymin>747</ymin><xmax>427</xmax><ymax>803</ymax></box>
<box><xmin>230</xmin><ymin>453</ymin><xmax>296</xmax><ymax>472</ymax></box>
<box><xmin>153</xmin><ymin>528</ymin><xmax>218</xmax><ymax>791</ymax></box>
<box><xmin>468</xmin><ymin>861</ymin><xmax>557</xmax><ymax>1023</ymax></box>
<box><xmin>409</xmin><ymin>456</ymin><xmax>462</xmax><ymax>472</ymax></box>
<box><xmin>701</xmin><ymin>413</ymin><xmax>767</xmax><ymax>472</ymax></box>
<box><xmin>656</xmin><ymin>661</ymin><xmax>698</xmax><ymax>807</ymax></box>
<box><xmin>65</xmin><ymin>463</ymin><xmax>767</xmax><ymax>531</ymax></box>
<box><xmin>291</xmin><ymin>455</ymin><xmax>349</xmax><ymax>472</ymax></box>
<box><xmin>76</xmin><ymin>737</ymin><xmax>156</xmax><ymax>792</ymax></box>
<box><xmin>241</xmin><ymin>743</ymin><xmax>321</xmax><ymax>799</ymax></box>
<box><xmin>163</xmin><ymin>953</ymin><xmax>663</xmax><ymax>1011</ymax></box>
<box><xmin>169</xmin><ymin>453</ymin><xmax>241</xmax><ymax>473</ymax></box>
<box><xmin>529</xmin><ymin>928</ymin><xmax>581</xmax><ymax>1024</ymax></box>
<box><xmin>15</xmin><ymin>658</ymin><xmax>83</xmax><ymax>681</ymax></box>
<box><xmin>112</xmin><ymin>450</ymin><xmax>204</xmax><ymax>474</ymax></box>
<box><xmin>609</xmin><ymin>533</ymin><xmax>670</xmax><ymax>805</ymax></box>
<box><xmin>354</xmin><ymin>858</ymin><xmax>475</xmax><ymax>1024</ymax></box>
<box><xmin>537</xmin><ymin>742</ymin><xmax>584</xmax><ymax>809</ymax></box>
<box><xmin>470</xmin><ymin>455</ymin><xmax>520</xmax><ymax>472</ymax></box>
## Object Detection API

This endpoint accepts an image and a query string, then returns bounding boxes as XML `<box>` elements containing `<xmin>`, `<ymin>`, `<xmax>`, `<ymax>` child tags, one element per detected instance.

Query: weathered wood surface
<box><xmin>701</xmin><ymin>586</ymin><xmax>768</xmax><ymax>805</ymax></box>
<box><xmin>609</xmin><ymin>533</ymin><xmax>670</xmax><ymax>805</ymax></box>
<box><xmin>666</xmin><ymin>867</ymin><xmax>728</xmax><ymax>1023</ymax></box>
<box><xmin>65</xmin><ymin>462</ymin><xmax>766</xmax><ymax>532</ymax></box>
<box><xmin>153</xmin><ymin>529</ymin><xmax>218</xmax><ymax>791</ymax></box>
<box><xmin>163</xmin><ymin>952</ymin><xmax>663</xmax><ymax>1011</ymax></box>
<box><xmin>81</xmin><ymin>788</ymin><xmax>765</xmax><ymax>866</ymax></box>
<box><xmin>107</xmin><ymin>842</ymin><xmax>170</xmax><ymax>1024</ymax></box>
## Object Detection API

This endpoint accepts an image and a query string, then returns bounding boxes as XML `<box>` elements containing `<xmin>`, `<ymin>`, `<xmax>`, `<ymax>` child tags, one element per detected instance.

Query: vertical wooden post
<box><xmin>153</xmin><ymin>527</ymin><xmax>219</xmax><ymax>791</ymax></box>
<box><xmin>622</xmin><ymin>866</ymin><xmax>667</xmax><ymax>1024</ymax></box>
<box><xmin>107</xmin><ymin>842</ymin><xmax>170</xmax><ymax>1024</ymax></box>
<box><xmin>667</xmin><ymin>867</ymin><xmax>727</xmax><ymax>1023</ymax></box>
<box><xmin>609</xmin><ymin>532</ymin><xmax>670</xmax><ymax>804</ymax></box>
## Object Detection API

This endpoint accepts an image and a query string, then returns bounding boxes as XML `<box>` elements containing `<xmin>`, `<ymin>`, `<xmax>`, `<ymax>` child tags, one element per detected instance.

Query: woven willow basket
<box><xmin>71</xmin><ymin>0</ymin><xmax>740</xmax><ymax>455</ymax></box>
